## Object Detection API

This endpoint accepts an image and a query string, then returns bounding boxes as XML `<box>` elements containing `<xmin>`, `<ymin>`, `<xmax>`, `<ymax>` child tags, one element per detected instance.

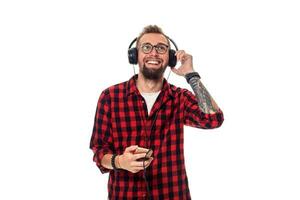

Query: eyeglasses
<box><xmin>140</xmin><ymin>43</ymin><xmax>169</xmax><ymax>54</ymax></box>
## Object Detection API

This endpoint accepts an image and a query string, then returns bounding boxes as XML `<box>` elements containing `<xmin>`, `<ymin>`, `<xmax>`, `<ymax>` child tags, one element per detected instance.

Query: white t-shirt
<box><xmin>140</xmin><ymin>91</ymin><xmax>161</xmax><ymax>115</ymax></box>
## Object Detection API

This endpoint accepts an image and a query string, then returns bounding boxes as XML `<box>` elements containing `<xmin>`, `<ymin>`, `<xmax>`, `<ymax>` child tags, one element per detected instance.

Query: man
<box><xmin>90</xmin><ymin>25</ymin><xmax>224</xmax><ymax>200</ymax></box>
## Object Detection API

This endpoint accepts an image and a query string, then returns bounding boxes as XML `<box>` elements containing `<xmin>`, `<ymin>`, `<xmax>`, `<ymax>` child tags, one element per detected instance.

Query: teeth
<box><xmin>147</xmin><ymin>60</ymin><xmax>159</xmax><ymax>64</ymax></box>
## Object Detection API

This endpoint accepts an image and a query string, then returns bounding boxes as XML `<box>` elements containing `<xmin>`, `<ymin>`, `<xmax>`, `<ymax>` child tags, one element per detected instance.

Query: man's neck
<box><xmin>136</xmin><ymin>73</ymin><xmax>163</xmax><ymax>93</ymax></box>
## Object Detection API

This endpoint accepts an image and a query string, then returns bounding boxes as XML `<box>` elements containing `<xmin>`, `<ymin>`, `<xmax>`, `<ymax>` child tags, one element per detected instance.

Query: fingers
<box><xmin>173</xmin><ymin>50</ymin><xmax>194</xmax><ymax>76</ymax></box>
<box><xmin>128</xmin><ymin>159</ymin><xmax>153</xmax><ymax>173</ymax></box>
<box><xmin>134</xmin><ymin>147</ymin><xmax>149</xmax><ymax>154</ymax></box>
<box><xmin>175</xmin><ymin>50</ymin><xmax>192</xmax><ymax>64</ymax></box>
<box><xmin>145</xmin><ymin>157</ymin><xmax>154</xmax><ymax>168</ymax></box>
<box><xmin>175</xmin><ymin>50</ymin><xmax>185</xmax><ymax>60</ymax></box>
<box><xmin>128</xmin><ymin>157</ymin><xmax>154</xmax><ymax>173</ymax></box>
<box><xmin>123</xmin><ymin>146</ymin><xmax>155</xmax><ymax>173</ymax></box>
<box><xmin>124</xmin><ymin>145</ymin><xmax>138</xmax><ymax>153</ymax></box>
<box><xmin>133</xmin><ymin>153</ymin><xmax>147</xmax><ymax>160</ymax></box>
<box><xmin>131</xmin><ymin>158</ymin><xmax>154</xmax><ymax>168</ymax></box>
<box><xmin>175</xmin><ymin>50</ymin><xmax>186</xmax><ymax>62</ymax></box>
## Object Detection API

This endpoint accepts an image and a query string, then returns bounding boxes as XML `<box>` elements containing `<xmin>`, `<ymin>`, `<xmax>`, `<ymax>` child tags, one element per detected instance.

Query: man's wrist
<box><xmin>116</xmin><ymin>155</ymin><xmax>123</xmax><ymax>169</ymax></box>
<box><xmin>111</xmin><ymin>154</ymin><xmax>121</xmax><ymax>170</ymax></box>
<box><xmin>183</xmin><ymin>70</ymin><xmax>195</xmax><ymax>76</ymax></box>
<box><xmin>184</xmin><ymin>71</ymin><xmax>201</xmax><ymax>83</ymax></box>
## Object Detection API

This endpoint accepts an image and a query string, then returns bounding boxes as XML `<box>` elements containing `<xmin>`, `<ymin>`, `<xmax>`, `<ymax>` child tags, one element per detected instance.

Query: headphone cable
<box><xmin>137</xmin><ymin>68</ymin><xmax>172</xmax><ymax>200</ymax></box>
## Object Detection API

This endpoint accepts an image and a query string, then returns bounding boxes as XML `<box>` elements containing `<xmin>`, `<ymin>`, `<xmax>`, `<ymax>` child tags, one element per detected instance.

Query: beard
<box><xmin>141</xmin><ymin>63</ymin><xmax>168</xmax><ymax>81</ymax></box>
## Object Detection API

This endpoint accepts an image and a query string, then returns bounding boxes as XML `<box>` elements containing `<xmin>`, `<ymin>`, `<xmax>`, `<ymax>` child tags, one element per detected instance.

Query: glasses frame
<box><xmin>139</xmin><ymin>42</ymin><xmax>169</xmax><ymax>54</ymax></box>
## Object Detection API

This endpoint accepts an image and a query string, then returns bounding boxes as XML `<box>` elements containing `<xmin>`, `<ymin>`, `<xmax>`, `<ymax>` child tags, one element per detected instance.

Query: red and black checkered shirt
<box><xmin>90</xmin><ymin>75</ymin><xmax>224</xmax><ymax>199</ymax></box>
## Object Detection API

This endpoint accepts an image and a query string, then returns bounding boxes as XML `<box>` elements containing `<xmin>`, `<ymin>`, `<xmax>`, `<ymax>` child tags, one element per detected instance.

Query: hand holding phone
<box><xmin>134</xmin><ymin>147</ymin><xmax>153</xmax><ymax>161</ymax></box>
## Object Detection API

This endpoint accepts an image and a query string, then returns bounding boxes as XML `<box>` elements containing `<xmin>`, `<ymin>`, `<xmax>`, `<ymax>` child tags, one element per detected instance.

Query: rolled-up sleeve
<box><xmin>90</xmin><ymin>90</ymin><xmax>113</xmax><ymax>174</ymax></box>
<box><xmin>183</xmin><ymin>89</ymin><xmax>224</xmax><ymax>129</ymax></box>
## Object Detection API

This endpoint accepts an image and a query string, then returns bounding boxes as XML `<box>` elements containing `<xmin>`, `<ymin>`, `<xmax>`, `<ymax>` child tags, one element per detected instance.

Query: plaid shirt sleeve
<box><xmin>183</xmin><ymin>89</ymin><xmax>224</xmax><ymax>129</ymax></box>
<box><xmin>90</xmin><ymin>89</ymin><xmax>114</xmax><ymax>174</ymax></box>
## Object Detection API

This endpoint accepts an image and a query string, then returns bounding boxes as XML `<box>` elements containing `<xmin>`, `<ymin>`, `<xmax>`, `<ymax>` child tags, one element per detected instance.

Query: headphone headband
<box><xmin>128</xmin><ymin>38</ymin><xmax>137</xmax><ymax>49</ymax></box>
<box><xmin>166</xmin><ymin>36</ymin><xmax>178</xmax><ymax>51</ymax></box>
<box><xmin>128</xmin><ymin>36</ymin><xmax>178</xmax><ymax>51</ymax></box>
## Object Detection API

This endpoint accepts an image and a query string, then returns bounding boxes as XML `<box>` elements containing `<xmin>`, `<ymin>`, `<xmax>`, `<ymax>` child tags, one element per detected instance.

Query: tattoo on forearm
<box><xmin>189</xmin><ymin>77</ymin><xmax>218</xmax><ymax>113</ymax></box>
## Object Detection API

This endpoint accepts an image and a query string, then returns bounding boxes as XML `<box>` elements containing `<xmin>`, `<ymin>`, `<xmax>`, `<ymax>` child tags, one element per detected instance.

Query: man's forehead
<box><xmin>139</xmin><ymin>33</ymin><xmax>168</xmax><ymax>44</ymax></box>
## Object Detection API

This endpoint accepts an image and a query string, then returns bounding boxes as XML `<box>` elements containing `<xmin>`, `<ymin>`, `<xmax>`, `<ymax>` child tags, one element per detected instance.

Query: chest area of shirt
<box><xmin>110</xmin><ymin>95</ymin><xmax>183</xmax><ymax>132</ymax></box>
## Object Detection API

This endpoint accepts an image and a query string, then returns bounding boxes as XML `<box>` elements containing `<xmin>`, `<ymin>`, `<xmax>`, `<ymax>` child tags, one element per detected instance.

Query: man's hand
<box><xmin>118</xmin><ymin>145</ymin><xmax>154</xmax><ymax>173</ymax></box>
<box><xmin>171</xmin><ymin>50</ymin><xmax>195</xmax><ymax>76</ymax></box>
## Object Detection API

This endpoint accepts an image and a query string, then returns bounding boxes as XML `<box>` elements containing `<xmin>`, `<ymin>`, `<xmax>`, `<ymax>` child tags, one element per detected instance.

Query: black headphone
<box><xmin>128</xmin><ymin>36</ymin><xmax>178</xmax><ymax>68</ymax></box>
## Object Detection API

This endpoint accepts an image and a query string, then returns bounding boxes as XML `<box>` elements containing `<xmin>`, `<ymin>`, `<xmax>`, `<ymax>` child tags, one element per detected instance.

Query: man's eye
<box><xmin>157</xmin><ymin>45</ymin><xmax>167</xmax><ymax>51</ymax></box>
<box><xmin>142</xmin><ymin>45</ymin><xmax>152</xmax><ymax>51</ymax></box>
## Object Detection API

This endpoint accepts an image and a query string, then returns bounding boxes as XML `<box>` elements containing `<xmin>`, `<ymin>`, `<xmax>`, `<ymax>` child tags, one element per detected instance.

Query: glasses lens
<box><xmin>156</xmin><ymin>44</ymin><xmax>168</xmax><ymax>54</ymax></box>
<box><xmin>141</xmin><ymin>44</ymin><xmax>153</xmax><ymax>53</ymax></box>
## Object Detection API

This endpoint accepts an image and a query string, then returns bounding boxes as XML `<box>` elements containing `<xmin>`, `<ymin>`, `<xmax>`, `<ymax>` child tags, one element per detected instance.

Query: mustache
<box><xmin>143</xmin><ymin>57</ymin><xmax>163</xmax><ymax>63</ymax></box>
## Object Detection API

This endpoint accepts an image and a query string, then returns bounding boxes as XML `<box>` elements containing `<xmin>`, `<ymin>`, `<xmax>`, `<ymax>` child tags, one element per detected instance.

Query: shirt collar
<box><xmin>126</xmin><ymin>74</ymin><xmax>175</xmax><ymax>99</ymax></box>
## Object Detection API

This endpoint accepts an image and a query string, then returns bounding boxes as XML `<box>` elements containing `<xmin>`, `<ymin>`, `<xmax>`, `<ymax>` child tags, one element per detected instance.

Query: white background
<box><xmin>1</xmin><ymin>0</ymin><xmax>300</xmax><ymax>199</ymax></box>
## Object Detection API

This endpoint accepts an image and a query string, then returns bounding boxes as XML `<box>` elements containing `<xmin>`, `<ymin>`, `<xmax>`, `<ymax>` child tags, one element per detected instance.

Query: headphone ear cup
<box><xmin>168</xmin><ymin>49</ymin><xmax>177</xmax><ymax>68</ymax></box>
<box><xmin>128</xmin><ymin>48</ymin><xmax>138</xmax><ymax>64</ymax></box>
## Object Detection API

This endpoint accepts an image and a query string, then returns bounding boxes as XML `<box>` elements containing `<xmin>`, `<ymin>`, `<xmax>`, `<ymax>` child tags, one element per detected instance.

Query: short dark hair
<box><xmin>136</xmin><ymin>25</ymin><xmax>170</xmax><ymax>47</ymax></box>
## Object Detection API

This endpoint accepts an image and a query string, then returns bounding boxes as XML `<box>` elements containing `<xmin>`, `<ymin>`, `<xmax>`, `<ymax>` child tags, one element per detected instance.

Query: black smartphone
<box><xmin>135</xmin><ymin>148</ymin><xmax>153</xmax><ymax>162</ymax></box>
